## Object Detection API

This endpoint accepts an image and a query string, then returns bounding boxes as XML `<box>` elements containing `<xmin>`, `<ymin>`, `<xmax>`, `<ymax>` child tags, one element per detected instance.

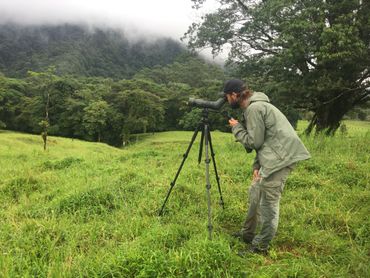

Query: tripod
<box><xmin>158</xmin><ymin>108</ymin><xmax>225</xmax><ymax>240</ymax></box>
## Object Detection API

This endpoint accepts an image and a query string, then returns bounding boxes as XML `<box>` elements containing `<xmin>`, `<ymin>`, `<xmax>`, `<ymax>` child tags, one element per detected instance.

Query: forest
<box><xmin>0</xmin><ymin>55</ymin><xmax>230</xmax><ymax>146</ymax></box>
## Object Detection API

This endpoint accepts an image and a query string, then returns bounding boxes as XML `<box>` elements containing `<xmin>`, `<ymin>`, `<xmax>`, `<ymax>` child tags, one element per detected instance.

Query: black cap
<box><xmin>223</xmin><ymin>79</ymin><xmax>246</xmax><ymax>94</ymax></box>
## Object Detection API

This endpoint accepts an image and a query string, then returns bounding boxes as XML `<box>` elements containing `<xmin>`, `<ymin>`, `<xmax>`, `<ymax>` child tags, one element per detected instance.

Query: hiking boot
<box><xmin>237</xmin><ymin>246</ymin><xmax>268</xmax><ymax>257</ymax></box>
<box><xmin>248</xmin><ymin>245</ymin><xmax>268</xmax><ymax>256</ymax></box>
<box><xmin>231</xmin><ymin>232</ymin><xmax>253</xmax><ymax>244</ymax></box>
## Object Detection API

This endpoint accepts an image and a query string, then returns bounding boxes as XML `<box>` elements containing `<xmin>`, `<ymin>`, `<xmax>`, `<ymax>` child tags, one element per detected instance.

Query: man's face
<box><xmin>226</xmin><ymin>92</ymin><xmax>240</xmax><ymax>109</ymax></box>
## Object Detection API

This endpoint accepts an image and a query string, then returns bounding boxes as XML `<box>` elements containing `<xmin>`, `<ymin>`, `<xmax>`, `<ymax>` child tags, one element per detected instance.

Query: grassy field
<box><xmin>0</xmin><ymin>121</ymin><xmax>369</xmax><ymax>277</ymax></box>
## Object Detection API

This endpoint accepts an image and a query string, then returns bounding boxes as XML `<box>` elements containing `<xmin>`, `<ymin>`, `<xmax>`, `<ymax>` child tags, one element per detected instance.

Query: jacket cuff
<box><xmin>231</xmin><ymin>122</ymin><xmax>245</xmax><ymax>135</ymax></box>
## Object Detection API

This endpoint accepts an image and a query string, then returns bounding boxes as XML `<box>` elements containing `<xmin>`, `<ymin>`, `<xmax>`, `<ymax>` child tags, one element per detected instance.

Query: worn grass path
<box><xmin>0</xmin><ymin>121</ymin><xmax>369</xmax><ymax>277</ymax></box>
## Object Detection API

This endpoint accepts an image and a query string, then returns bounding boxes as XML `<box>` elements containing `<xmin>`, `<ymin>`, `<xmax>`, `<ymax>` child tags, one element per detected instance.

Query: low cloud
<box><xmin>0</xmin><ymin>0</ymin><xmax>225</xmax><ymax>62</ymax></box>
<box><xmin>0</xmin><ymin>0</ymin><xmax>218</xmax><ymax>39</ymax></box>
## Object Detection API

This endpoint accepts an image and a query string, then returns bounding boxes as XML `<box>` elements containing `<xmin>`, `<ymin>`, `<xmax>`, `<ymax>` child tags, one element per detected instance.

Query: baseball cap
<box><xmin>223</xmin><ymin>79</ymin><xmax>246</xmax><ymax>94</ymax></box>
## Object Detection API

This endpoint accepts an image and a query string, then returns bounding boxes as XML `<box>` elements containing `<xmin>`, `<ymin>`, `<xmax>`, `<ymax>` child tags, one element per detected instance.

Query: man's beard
<box><xmin>230</xmin><ymin>100</ymin><xmax>240</xmax><ymax>109</ymax></box>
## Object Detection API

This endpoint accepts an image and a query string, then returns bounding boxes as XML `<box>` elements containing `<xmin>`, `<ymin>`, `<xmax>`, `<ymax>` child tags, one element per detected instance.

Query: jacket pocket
<box><xmin>270</xmin><ymin>139</ymin><xmax>288</xmax><ymax>160</ymax></box>
<box><xmin>258</xmin><ymin>146</ymin><xmax>279</xmax><ymax>170</ymax></box>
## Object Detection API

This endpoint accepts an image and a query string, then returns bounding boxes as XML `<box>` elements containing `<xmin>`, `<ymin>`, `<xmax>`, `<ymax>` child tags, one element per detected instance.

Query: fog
<box><xmin>0</xmin><ymin>0</ymin><xmax>218</xmax><ymax>40</ymax></box>
<box><xmin>0</xmin><ymin>0</ymin><xmax>227</xmax><ymax>61</ymax></box>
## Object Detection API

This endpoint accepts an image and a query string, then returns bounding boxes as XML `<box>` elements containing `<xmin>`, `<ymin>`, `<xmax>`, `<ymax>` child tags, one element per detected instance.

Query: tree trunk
<box><xmin>306</xmin><ymin>96</ymin><xmax>354</xmax><ymax>135</ymax></box>
<box><xmin>42</xmin><ymin>131</ymin><xmax>47</xmax><ymax>151</ymax></box>
<box><xmin>43</xmin><ymin>88</ymin><xmax>50</xmax><ymax>151</ymax></box>
<box><xmin>122</xmin><ymin>131</ymin><xmax>130</xmax><ymax>147</ymax></box>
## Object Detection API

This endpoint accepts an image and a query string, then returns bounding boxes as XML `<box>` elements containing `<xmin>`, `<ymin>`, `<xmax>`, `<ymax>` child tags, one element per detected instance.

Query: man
<box><xmin>223</xmin><ymin>79</ymin><xmax>311</xmax><ymax>255</ymax></box>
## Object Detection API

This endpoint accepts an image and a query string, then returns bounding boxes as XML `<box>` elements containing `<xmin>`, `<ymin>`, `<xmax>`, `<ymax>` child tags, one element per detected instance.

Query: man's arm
<box><xmin>229</xmin><ymin>105</ymin><xmax>265</xmax><ymax>150</ymax></box>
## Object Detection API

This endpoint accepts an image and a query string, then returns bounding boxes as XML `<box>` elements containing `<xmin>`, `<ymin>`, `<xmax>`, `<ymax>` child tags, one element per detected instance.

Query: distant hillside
<box><xmin>0</xmin><ymin>24</ymin><xmax>185</xmax><ymax>78</ymax></box>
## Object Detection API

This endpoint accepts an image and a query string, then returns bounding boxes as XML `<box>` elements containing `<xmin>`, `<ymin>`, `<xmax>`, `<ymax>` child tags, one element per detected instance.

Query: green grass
<box><xmin>0</xmin><ymin>121</ymin><xmax>369</xmax><ymax>277</ymax></box>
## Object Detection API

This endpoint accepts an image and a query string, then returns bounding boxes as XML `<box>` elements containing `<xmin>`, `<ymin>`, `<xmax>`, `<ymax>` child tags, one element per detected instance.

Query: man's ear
<box><xmin>241</xmin><ymin>90</ymin><xmax>250</xmax><ymax>99</ymax></box>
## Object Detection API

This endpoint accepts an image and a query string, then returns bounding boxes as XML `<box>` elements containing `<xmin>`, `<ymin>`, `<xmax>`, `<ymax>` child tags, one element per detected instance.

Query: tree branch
<box><xmin>315</xmin><ymin>85</ymin><xmax>368</xmax><ymax>109</ymax></box>
<box><xmin>306</xmin><ymin>58</ymin><xmax>317</xmax><ymax>68</ymax></box>
<box><xmin>358</xmin><ymin>69</ymin><xmax>370</xmax><ymax>84</ymax></box>
<box><xmin>259</xmin><ymin>28</ymin><xmax>275</xmax><ymax>42</ymax></box>
<box><xmin>238</xmin><ymin>36</ymin><xmax>279</xmax><ymax>55</ymax></box>
<box><xmin>353</xmin><ymin>88</ymin><xmax>370</xmax><ymax>106</ymax></box>
<box><xmin>236</xmin><ymin>0</ymin><xmax>249</xmax><ymax>12</ymax></box>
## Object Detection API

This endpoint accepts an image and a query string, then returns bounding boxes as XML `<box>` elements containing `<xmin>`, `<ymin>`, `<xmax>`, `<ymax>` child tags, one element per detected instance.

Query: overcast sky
<box><xmin>0</xmin><ymin>0</ymin><xmax>218</xmax><ymax>39</ymax></box>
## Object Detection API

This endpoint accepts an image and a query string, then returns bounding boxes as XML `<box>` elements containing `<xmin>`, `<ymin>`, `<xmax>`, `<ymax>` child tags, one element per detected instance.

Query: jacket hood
<box><xmin>250</xmin><ymin>92</ymin><xmax>270</xmax><ymax>103</ymax></box>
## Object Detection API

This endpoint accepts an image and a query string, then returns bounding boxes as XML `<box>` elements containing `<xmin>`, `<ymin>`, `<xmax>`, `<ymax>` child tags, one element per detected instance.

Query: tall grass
<box><xmin>0</xmin><ymin>121</ymin><xmax>369</xmax><ymax>277</ymax></box>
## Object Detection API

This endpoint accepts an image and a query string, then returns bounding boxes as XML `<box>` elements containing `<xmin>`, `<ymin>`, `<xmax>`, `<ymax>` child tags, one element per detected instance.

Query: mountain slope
<box><xmin>0</xmin><ymin>24</ymin><xmax>185</xmax><ymax>78</ymax></box>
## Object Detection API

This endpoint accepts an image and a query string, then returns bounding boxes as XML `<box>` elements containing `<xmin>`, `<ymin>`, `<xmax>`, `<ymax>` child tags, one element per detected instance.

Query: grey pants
<box><xmin>241</xmin><ymin>164</ymin><xmax>295</xmax><ymax>250</ymax></box>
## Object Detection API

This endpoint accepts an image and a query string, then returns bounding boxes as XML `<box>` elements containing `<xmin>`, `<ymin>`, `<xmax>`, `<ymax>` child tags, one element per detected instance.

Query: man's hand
<box><xmin>229</xmin><ymin>118</ymin><xmax>239</xmax><ymax>127</ymax></box>
<box><xmin>253</xmin><ymin>169</ymin><xmax>261</xmax><ymax>182</ymax></box>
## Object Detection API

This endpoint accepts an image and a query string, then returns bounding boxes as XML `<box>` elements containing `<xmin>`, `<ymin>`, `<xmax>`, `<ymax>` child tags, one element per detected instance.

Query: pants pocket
<box><xmin>263</xmin><ymin>186</ymin><xmax>281</xmax><ymax>201</ymax></box>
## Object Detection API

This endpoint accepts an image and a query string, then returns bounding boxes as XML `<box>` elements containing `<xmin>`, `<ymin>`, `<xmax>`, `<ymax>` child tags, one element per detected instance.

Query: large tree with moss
<box><xmin>186</xmin><ymin>0</ymin><xmax>369</xmax><ymax>134</ymax></box>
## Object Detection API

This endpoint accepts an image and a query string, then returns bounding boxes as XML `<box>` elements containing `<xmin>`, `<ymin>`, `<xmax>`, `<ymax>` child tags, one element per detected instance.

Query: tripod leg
<box><xmin>207</xmin><ymin>128</ymin><xmax>225</xmax><ymax>209</ymax></box>
<box><xmin>204</xmin><ymin>124</ymin><xmax>213</xmax><ymax>240</ymax></box>
<box><xmin>159</xmin><ymin>125</ymin><xmax>200</xmax><ymax>216</ymax></box>
<box><xmin>198</xmin><ymin>128</ymin><xmax>204</xmax><ymax>164</ymax></box>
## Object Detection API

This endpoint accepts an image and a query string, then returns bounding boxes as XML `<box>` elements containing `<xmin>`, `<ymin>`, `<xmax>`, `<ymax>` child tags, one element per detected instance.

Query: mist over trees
<box><xmin>186</xmin><ymin>0</ymin><xmax>370</xmax><ymax>134</ymax></box>
<box><xmin>0</xmin><ymin>24</ymin><xmax>184</xmax><ymax>79</ymax></box>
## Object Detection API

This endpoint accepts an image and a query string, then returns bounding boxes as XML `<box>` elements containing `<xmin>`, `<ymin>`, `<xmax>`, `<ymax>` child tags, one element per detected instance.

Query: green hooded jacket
<box><xmin>231</xmin><ymin>92</ymin><xmax>311</xmax><ymax>178</ymax></box>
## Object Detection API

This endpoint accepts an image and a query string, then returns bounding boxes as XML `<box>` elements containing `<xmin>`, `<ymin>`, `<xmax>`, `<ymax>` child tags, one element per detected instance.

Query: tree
<box><xmin>82</xmin><ymin>100</ymin><xmax>110</xmax><ymax>142</ymax></box>
<box><xmin>108</xmin><ymin>88</ymin><xmax>165</xmax><ymax>146</ymax></box>
<box><xmin>0</xmin><ymin>76</ymin><xmax>27</xmax><ymax>130</ymax></box>
<box><xmin>58</xmin><ymin>88</ymin><xmax>94</xmax><ymax>139</ymax></box>
<box><xmin>39</xmin><ymin>120</ymin><xmax>49</xmax><ymax>150</ymax></box>
<box><xmin>186</xmin><ymin>0</ymin><xmax>370</xmax><ymax>134</ymax></box>
<box><xmin>163</xmin><ymin>82</ymin><xmax>193</xmax><ymax>130</ymax></box>
<box><xmin>27</xmin><ymin>67</ymin><xmax>58</xmax><ymax>150</ymax></box>
<box><xmin>133</xmin><ymin>54</ymin><xmax>228</xmax><ymax>130</ymax></box>
<box><xmin>134</xmin><ymin>53</ymin><xmax>226</xmax><ymax>88</ymax></box>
